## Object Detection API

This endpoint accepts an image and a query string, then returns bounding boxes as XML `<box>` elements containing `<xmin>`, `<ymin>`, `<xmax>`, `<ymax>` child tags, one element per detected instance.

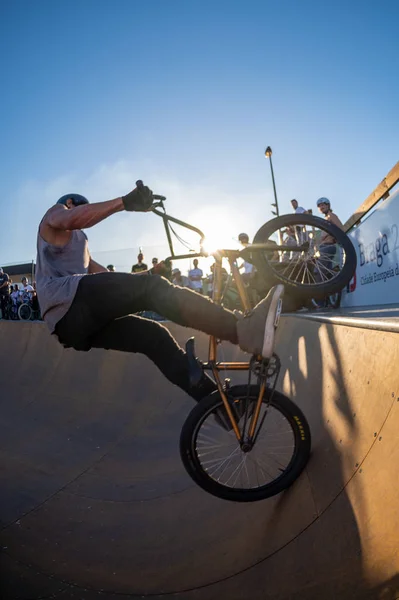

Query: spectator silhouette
<box><xmin>0</xmin><ymin>268</ymin><xmax>10</xmax><ymax>319</ymax></box>
<box><xmin>131</xmin><ymin>253</ymin><xmax>148</xmax><ymax>273</ymax></box>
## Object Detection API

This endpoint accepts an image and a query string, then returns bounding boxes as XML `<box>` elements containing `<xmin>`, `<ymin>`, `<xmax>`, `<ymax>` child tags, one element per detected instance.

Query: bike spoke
<box><xmin>205</xmin><ymin>445</ymin><xmax>241</xmax><ymax>479</ymax></box>
<box><xmin>315</xmin><ymin>256</ymin><xmax>339</xmax><ymax>279</ymax></box>
<box><xmin>223</xmin><ymin>455</ymin><xmax>247</xmax><ymax>487</ymax></box>
<box><xmin>214</xmin><ymin>449</ymin><xmax>243</xmax><ymax>482</ymax></box>
<box><xmin>304</xmin><ymin>261</ymin><xmax>315</xmax><ymax>284</ymax></box>
<box><xmin>254</xmin><ymin>450</ymin><xmax>291</xmax><ymax>471</ymax></box>
<box><xmin>249</xmin><ymin>453</ymin><xmax>277</xmax><ymax>481</ymax></box>
<box><xmin>195</xmin><ymin>401</ymin><xmax>296</xmax><ymax>490</ymax></box>
<box><xmin>254</xmin><ymin>217</ymin><xmax>353</xmax><ymax>292</ymax></box>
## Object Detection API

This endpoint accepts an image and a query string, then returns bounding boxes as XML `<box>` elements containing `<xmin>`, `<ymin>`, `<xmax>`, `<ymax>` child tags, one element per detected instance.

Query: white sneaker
<box><xmin>236</xmin><ymin>285</ymin><xmax>284</xmax><ymax>358</ymax></box>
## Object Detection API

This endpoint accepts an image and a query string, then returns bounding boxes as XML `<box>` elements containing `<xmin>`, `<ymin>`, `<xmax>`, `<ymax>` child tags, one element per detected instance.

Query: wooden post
<box><xmin>343</xmin><ymin>161</ymin><xmax>399</xmax><ymax>232</ymax></box>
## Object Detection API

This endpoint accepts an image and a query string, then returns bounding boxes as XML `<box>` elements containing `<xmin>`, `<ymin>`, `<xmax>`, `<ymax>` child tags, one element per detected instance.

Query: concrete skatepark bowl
<box><xmin>0</xmin><ymin>315</ymin><xmax>398</xmax><ymax>599</ymax></box>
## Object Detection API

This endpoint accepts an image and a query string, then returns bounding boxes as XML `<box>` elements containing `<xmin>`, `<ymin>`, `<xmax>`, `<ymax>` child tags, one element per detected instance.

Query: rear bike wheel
<box><xmin>252</xmin><ymin>214</ymin><xmax>356</xmax><ymax>299</ymax></box>
<box><xmin>180</xmin><ymin>385</ymin><xmax>311</xmax><ymax>502</ymax></box>
<box><xmin>18</xmin><ymin>303</ymin><xmax>33</xmax><ymax>321</ymax></box>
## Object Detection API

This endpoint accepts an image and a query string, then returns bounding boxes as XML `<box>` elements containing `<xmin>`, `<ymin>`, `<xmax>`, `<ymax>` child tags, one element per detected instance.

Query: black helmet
<box><xmin>238</xmin><ymin>232</ymin><xmax>249</xmax><ymax>242</ymax></box>
<box><xmin>57</xmin><ymin>193</ymin><xmax>89</xmax><ymax>207</ymax></box>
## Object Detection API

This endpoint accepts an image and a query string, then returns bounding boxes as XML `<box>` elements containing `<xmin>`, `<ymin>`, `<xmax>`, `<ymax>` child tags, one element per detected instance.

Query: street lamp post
<box><xmin>265</xmin><ymin>146</ymin><xmax>283</xmax><ymax>255</ymax></box>
<box><xmin>265</xmin><ymin>146</ymin><xmax>279</xmax><ymax>217</ymax></box>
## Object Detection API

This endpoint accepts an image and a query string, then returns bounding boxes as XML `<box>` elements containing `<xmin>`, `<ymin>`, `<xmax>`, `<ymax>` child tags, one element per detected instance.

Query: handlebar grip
<box><xmin>135</xmin><ymin>181</ymin><xmax>165</xmax><ymax>202</ymax></box>
<box><xmin>135</xmin><ymin>181</ymin><xmax>166</xmax><ymax>203</ymax></box>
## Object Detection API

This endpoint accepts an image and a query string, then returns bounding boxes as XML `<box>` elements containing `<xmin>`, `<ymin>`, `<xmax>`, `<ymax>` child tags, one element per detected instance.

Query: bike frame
<box><xmin>152</xmin><ymin>201</ymin><xmax>280</xmax><ymax>442</ymax></box>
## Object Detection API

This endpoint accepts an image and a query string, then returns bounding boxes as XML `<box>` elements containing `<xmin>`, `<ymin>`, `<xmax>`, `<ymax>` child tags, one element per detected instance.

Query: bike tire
<box><xmin>180</xmin><ymin>385</ymin><xmax>311</xmax><ymax>502</ymax></box>
<box><xmin>18</xmin><ymin>303</ymin><xmax>32</xmax><ymax>321</ymax></box>
<box><xmin>252</xmin><ymin>214</ymin><xmax>356</xmax><ymax>299</ymax></box>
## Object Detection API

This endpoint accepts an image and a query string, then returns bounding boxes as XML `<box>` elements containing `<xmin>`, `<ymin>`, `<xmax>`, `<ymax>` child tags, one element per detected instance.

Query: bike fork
<box><xmin>242</xmin><ymin>354</ymin><xmax>281</xmax><ymax>448</ymax></box>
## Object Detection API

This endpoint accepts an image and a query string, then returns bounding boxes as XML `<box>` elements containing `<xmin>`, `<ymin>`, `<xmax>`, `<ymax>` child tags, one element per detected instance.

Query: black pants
<box><xmin>0</xmin><ymin>294</ymin><xmax>9</xmax><ymax>319</ymax></box>
<box><xmin>55</xmin><ymin>273</ymin><xmax>238</xmax><ymax>395</ymax></box>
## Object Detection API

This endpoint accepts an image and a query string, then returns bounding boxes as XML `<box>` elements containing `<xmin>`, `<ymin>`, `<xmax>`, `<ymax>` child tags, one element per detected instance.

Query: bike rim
<box><xmin>19</xmin><ymin>305</ymin><xmax>31</xmax><ymax>320</ymax></box>
<box><xmin>193</xmin><ymin>398</ymin><xmax>297</xmax><ymax>491</ymax></box>
<box><xmin>254</xmin><ymin>219</ymin><xmax>349</xmax><ymax>289</ymax></box>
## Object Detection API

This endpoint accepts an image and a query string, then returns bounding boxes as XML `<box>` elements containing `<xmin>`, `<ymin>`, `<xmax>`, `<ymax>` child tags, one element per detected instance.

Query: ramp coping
<box><xmin>284</xmin><ymin>307</ymin><xmax>399</xmax><ymax>334</ymax></box>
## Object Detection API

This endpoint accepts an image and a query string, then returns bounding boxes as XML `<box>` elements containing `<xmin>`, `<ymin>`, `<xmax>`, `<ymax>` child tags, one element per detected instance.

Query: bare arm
<box><xmin>328</xmin><ymin>213</ymin><xmax>344</xmax><ymax>230</ymax></box>
<box><xmin>132</xmin><ymin>261</ymin><xmax>167</xmax><ymax>276</ymax></box>
<box><xmin>88</xmin><ymin>258</ymin><xmax>108</xmax><ymax>274</ymax></box>
<box><xmin>46</xmin><ymin>197</ymin><xmax>124</xmax><ymax>231</ymax></box>
<box><xmin>321</xmin><ymin>213</ymin><xmax>344</xmax><ymax>242</ymax></box>
<box><xmin>132</xmin><ymin>269</ymin><xmax>150</xmax><ymax>275</ymax></box>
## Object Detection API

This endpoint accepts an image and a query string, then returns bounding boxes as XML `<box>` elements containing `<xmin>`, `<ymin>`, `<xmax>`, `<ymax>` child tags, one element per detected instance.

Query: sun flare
<box><xmin>190</xmin><ymin>206</ymin><xmax>242</xmax><ymax>256</ymax></box>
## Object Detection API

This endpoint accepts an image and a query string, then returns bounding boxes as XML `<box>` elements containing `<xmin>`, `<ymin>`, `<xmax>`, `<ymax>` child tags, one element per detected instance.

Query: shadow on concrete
<box><xmin>0</xmin><ymin>318</ymin><xmax>398</xmax><ymax>599</ymax></box>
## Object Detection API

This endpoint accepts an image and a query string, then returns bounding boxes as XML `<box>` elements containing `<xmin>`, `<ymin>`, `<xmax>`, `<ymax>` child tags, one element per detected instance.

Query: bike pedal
<box><xmin>274</xmin><ymin>298</ymin><xmax>283</xmax><ymax>327</ymax></box>
<box><xmin>185</xmin><ymin>337</ymin><xmax>203</xmax><ymax>387</ymax></box>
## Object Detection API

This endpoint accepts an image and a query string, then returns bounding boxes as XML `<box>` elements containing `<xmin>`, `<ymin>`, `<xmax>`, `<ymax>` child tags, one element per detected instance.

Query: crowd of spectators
<box><xmin>127</xmin><ymin>252</ymin><xmax>207</xmax><ymax>293</ymax></box>
<box><xmin>1</xmin><ymin>197</ymin><xmax>343</xmax><ymax>322</ymax></box>
<box><xmin>0</xmin><ymin>249</ymin><xmax>251</xmax><ymax>322</ymax></box>
<box><xmin>0</xmin><ymin>270</ymin><xmax>41</xmax><ymax>320</ymax></box>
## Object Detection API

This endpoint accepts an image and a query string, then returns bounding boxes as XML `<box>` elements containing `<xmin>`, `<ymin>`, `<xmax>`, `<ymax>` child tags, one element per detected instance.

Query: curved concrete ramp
<box><xmin>0</xmin><ymin>319</ymin><xmax>398</xmax><ymax>600</ymax></box>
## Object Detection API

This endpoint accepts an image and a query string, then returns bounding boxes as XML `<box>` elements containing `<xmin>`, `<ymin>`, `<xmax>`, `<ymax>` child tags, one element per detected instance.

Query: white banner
<box><xmin>341</xmin><ymin>188</ymin><xmax>399</xmax><ymax>307</ymax></box>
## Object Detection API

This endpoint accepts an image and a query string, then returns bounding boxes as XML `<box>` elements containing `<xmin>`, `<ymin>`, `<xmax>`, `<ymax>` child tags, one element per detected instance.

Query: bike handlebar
<box><xmin>135</xmin><ymin>180</ymin><xmax>166</xmax><ymax>203</ymax></box>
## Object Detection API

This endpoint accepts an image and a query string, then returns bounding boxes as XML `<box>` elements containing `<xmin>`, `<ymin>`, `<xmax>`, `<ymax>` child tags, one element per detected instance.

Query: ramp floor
<box><xmin>0</xmin><ymin>319</ymin><xmax>398</xmax><ymax>599</ymax></box>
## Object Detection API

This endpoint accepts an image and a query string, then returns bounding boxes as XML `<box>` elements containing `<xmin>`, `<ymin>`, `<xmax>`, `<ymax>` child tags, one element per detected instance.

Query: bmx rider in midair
<box><xmin>35</xmin><ymin>183</ymin><xmax>284</xmax><ymax>403</ymax></box>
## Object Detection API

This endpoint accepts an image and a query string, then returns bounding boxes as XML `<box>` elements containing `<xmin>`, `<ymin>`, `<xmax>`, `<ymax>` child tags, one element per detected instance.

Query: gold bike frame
<box><xmin>205</xmin><ymin>250</ymin><xmax>268</xmax><ymax>442</ymax></box>
<box><xmin>152</xmin><ymin>201</ymin><xmax>278</xmax><ymax>443</ymax></box>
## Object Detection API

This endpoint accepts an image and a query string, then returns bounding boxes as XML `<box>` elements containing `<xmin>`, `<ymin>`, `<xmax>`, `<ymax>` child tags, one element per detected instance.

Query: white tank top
<box><xmin>35</xmin><ymin>229</ymin><xmax>90</xmax><ymax>332</ymax></box>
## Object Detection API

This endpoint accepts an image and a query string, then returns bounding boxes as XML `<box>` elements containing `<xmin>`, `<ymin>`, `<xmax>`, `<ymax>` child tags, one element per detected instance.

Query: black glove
<box><xmin>122</xmin><ymin>180</ymin><xmax>154</xmax><ymax>212</ymax></box>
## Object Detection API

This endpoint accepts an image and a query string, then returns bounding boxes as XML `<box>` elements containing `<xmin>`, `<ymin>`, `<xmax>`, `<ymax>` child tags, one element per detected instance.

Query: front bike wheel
<box><xmin>180</xmin><ymin>385</ymin><xmax>311</xmax><ymax>502</ymax></box>
<box><xmin>18</xmin><ymin>303</ymin><xmax>32</xmax><ymax>321</ymax></box>
<box><xmin>252</xmin><ymin>214</ymin><xmax>356</xmax><ymax>299</ymax></box>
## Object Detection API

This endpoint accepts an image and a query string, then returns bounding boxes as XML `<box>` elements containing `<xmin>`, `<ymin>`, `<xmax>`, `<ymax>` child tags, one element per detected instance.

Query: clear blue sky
<box><xmin>1</xmin><ymin>0</ymin><xmax>398</xmax><ymax>272</ymax></box>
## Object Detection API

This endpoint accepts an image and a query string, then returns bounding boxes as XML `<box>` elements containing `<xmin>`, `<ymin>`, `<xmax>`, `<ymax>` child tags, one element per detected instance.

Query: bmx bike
<box><xmin>18</xmin><ymin>295</ymin><xmax>41</xmax><ymax>321</ymax></box>
<box><xmin>148</xmin><ymin>191</ymin><xmax>356</xmax><ymax>502</ymax></box>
